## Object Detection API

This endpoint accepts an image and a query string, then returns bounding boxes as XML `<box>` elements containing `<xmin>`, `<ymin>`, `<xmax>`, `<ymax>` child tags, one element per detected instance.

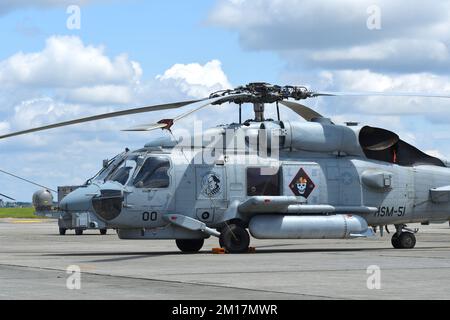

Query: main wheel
<box><xmin>220</xmin><ymin>224</ymin><xmax>250</xmax><ymax>253</ymax></box>
<box><xmin>59</xmin><ymin>228</ymin><xmax>67</xmax><ymax>236</ymax></box>
<box><xmin>398</xmin><ymin>232</ymin><xmax>416</xmax><ymax>249</ymax></box>
<box><xmin>75</xmin><ymin>229</ymin><xmax>84</xmax><ymax>236</ymax></box>
<box><xmin>99</xmin><ymin>229</ymin><xmax>107</xmax><ymax>235</ymax></box>
<box><xmin>391</xmin><ymin>233</ymin><xmax>401</xmax><ymax>249</ymax></box>
<box><xmin>176</xmin><ymin>239</ymin><xmax>204</xmax><ymax>253</ymax></box>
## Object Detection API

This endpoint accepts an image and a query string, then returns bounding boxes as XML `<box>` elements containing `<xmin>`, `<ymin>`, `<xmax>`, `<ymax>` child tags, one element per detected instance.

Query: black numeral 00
<box><xmin>143</xmin><ymin>212</ymin><xmax>157</xmax><ymax>221</ymax></box>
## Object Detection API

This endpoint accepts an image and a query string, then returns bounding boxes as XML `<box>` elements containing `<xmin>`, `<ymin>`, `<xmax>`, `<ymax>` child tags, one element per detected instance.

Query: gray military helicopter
<box><xmin>2</xmin><ymin>82</ymin><xmax>450</xmax><ymax>253</ymax></box>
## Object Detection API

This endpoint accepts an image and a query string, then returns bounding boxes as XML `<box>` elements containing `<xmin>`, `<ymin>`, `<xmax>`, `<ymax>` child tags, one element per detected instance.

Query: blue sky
<box><xmin>0</xmin><ymin>1</ymin><xmax>282</xmax><ymax>84</ymax></box>
<box><xmin>1</xmin><ymin>0</ymin><xmax>450</xmax><ymax>201</ymax></box>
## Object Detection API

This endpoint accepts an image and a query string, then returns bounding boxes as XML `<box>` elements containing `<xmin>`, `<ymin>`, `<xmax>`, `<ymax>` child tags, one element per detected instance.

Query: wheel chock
<box><xmin>212</xmin><ymin>247</ymin><xmax>226</xmax><ymax>254</ymax></box>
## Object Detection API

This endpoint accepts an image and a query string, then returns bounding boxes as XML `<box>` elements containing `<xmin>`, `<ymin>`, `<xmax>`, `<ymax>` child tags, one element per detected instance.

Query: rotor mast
<box><xmin>254</xmin><ymin>103</ymin><xmax>265</xmax><ymax>122</ymax></box>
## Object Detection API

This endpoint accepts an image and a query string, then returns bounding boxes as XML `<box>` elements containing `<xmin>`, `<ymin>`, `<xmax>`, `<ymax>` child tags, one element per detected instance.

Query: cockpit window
<box><xmin>106</xmin><ymin>157</ymin><xmax>137</xmax><ymax>185</ymax></box>
<box><xmin>133</xmin><ymin>157</ymin><xmax>170</xmax><ymax>188</ymax></box>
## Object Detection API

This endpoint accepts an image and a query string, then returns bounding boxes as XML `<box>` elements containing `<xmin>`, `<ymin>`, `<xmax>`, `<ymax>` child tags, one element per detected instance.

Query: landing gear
<box><xmin>75</xmin><ymin>228</ymin><xmax>84</xmax><ymax>236</ymax></box>
<box><xmin>176</xmin><ymin>239</ymin><xmax>204</xmax><ymax>253</ymax></box>
<box><xmin>219</xmin><ymin>224</ymin><xmax>250</xmax><ymax>253</ymax></box>
<box><xmin>100</xmin><ymin>229</ymin><xmax>107</xmax><ymax>235</ymax></box>
<box><xmin>391</xmin><ymin>225</ymin><xmax>417</xmax><ymax>249</ymax></box>
<box><xmin>59</xmin><ymin>228</ymin><xmax>67</xmax><ymax>235</ymax></box>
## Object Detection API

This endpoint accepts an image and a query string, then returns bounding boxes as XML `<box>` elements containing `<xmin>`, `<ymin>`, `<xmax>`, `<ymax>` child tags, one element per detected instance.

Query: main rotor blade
<box><xmin>0</xmin><ymin>193</ymin><xmax>15</xmax><ymax>201</ymax></box>
<box><xmin>0</xmin><ymin>99</ymin><xmax>204</xmax><ymax>140</ymax></box>
<box><xmin>0</xmin><ymin>169</ymin><xmax>57</xmax><ymax>193</ymax></box>
<box><xmin>123</xmin><ymin>94</ymin><xmax>248</xmax><ymax>132</ymax></box>
<box><xmin>310</xmin><ymin>91</ymin><xmax>450</xmax><ymax>99</ymax></box>
<box><xmin>279</xmin><ymin>100</ymin><xmax>324</xmax><ymax>121</ymax></box>
<box><xmin>123</xmin><ymin>123</ymin><xmax>168</xmax><ymax>132</ymax></box>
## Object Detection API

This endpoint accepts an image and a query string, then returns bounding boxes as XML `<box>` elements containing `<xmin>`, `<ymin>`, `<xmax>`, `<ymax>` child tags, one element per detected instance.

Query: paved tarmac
<box><xmin>1</xmin><ymin>219</ymin><xmax>450</xmax><ymax>300</ymax></box>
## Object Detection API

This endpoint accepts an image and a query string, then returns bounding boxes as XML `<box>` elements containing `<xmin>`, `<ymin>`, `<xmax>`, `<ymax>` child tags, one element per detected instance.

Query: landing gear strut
<box><xmin>219</xmin><ymin>224</ymin><xmax>250</xmax><ymax>253</ymax></box>
<box><xmin>391</xmin><ymin>225</ymin><xmax>417</xmax><ymax>249</ymax></box>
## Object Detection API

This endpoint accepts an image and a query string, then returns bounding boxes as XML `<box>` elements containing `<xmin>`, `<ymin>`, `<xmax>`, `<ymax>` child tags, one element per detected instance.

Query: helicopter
<box><xmin>2</xmin><ymin>82</ymin><xmax>450</xmax><ymax>253</ymax></box>
<box><xmin>0</xmin><ymin>168</ymin><xmax>108</xmax><ymax>235</ymax></box>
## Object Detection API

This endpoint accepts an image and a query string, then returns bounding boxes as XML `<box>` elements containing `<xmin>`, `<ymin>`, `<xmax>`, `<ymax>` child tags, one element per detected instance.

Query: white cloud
<box><xmin>64</xmin><ymin>85</ymin><xmax>134</xmax><ymax>105</ymax></box>
<box><xmin>0</xmin><ymin>121</ymin><xmax>10</xmax><ymax>135</ymax></box>
<box><xmin>316</xmin><ymin>70</ymin><xmax>450</xmax><ymax>115</ymax></box>
<box><xmin>0</xmin><ymin>36</ymin><xmax>141</xmax><ymax>89</ymax></box>
<box><xmin>157</xmin><ymin>60</ymin><xmax>232</xmax><ymax>98</ymax></box>
<box><xmin>209</xmin><ymin>0</ymin><xmax>450</xmax><ymax>73</ymax></box>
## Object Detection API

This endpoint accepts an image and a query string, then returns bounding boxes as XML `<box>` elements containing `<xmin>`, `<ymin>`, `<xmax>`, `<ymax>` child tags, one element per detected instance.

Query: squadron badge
<box><xmin>289</xmin><ymin>168</ymin><xmax>315</xmax><ymax>198</ymax></box>
<box><xmin>201</xmin><ymin>172</ymin><xmax>222</xmax><ymax>197</ymax></box>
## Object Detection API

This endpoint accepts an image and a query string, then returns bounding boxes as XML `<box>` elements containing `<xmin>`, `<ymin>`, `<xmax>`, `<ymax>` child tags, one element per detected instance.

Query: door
<box><xmin>194</xmin><ymin>165</ymin><xmax>227</xmax><ymax>223</ymax></box>
<box><xmin>125</xmin><ymin>156</ymin><xmax>174</xmax><ymax>225</ymax></box>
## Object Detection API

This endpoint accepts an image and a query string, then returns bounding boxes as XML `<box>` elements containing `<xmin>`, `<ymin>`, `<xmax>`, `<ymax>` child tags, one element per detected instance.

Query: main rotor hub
<box><xmin>210</xmin><ymin>82</ymin><xmax>317</xmax><ymax>122</ymax></box>
<box><xmin>209</xmin><ymin>82</ymin><xmax>314</xmax><ymax>105</ymax></box>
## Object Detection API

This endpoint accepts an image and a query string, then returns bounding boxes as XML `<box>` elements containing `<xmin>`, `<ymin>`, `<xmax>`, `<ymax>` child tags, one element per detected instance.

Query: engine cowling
<box><xmin>283</xmin><ymin>121</ymin><xmax>363</xmax><ymax>155</ymax></box>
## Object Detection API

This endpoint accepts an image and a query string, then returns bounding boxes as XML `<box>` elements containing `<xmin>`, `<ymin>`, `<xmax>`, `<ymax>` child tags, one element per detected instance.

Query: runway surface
<box><xmin>1</xmin><ymin>219</ymin><xmax>450</xmax><ymax>300</ymax></box>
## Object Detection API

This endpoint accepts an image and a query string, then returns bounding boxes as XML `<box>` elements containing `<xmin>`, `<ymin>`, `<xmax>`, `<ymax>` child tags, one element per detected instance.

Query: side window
<box><xmin>134</xmin><ymin>157</ymin><xmax>170</xmax><ymax>189</ymax></box>
<box><xmin>247</xmin><ymin>167</ymin><xmax>281</xmax><ymax>196</ymax></box>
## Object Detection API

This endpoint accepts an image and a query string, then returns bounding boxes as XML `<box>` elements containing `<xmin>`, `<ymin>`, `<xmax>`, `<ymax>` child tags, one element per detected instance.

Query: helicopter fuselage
<box><xmin>34</xmin><ymin>120</ymin><xmax>450</xmax><ymax>250</ymax></box>
<box><xmin>55</xmin><ymin>144</ymin><xmax>450</xmax><ymax>240</ymax></box>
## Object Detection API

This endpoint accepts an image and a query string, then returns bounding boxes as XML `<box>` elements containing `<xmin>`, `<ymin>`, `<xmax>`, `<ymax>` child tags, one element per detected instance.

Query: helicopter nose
<box><xmin>60</xmin><ymin>184</ymin><xmax>100</xmax><ymax>212</ymax></box>
<box><xmin>60</xmin><ymin>182</ymin><xmax>124</xmax><ymax>222</ymax></box>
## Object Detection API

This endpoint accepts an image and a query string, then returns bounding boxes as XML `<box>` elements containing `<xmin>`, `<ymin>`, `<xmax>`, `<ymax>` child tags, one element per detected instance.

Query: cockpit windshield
<box><xmin>105</xmin><ymin>156</ymin><xmax>138</xmax><ymax>185</ymax></box>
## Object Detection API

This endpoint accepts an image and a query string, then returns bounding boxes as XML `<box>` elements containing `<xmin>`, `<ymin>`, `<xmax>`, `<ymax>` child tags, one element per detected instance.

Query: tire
<box><xmin>398</xmin><ymin>232</ymin><xmax>416</xmax><ymax>249</ymax></box>
<box><xmin>100</xmin><ymin>229</ymin><xmax>107</xmax><ymax>235</ymax></box>
<box><xmin>176</xmin><ymin>239</ymin><xmax>204</xmax><ymax>253</ymax></box>
<box><xmin>391</xmin><ymin>233</ymin><xmax>401</xmax><ymax>249</ymax></box>
<box><xmin>59</xmin><ymin>228</ymin><xmax>67</xmax><ymax>236</ymax></box>
<box><xmin>75</xmin><ymin>229</ymin><xmax>84</xmax><ymax>236</ymax></box>
<box><xmin>220</xmin><ymin>224</ymin><xmax>250</xmax><ymax>253</ymax></box>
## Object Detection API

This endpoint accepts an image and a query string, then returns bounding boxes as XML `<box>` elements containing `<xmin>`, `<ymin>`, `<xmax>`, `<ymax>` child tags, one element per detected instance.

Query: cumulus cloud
<box><xmin>0</xmin><ymin>36</ymin><xmax>142</xmax><ymax>89</ymax></box>
<box><xmin>157</xmin><ymin>60</ymin><xmax>232</xmax><ymax>98</ymax></box>
<box><xmin>209</xmin><ymin>0</ymin><xmax>450</xmax><ymax>73</ymax></box>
